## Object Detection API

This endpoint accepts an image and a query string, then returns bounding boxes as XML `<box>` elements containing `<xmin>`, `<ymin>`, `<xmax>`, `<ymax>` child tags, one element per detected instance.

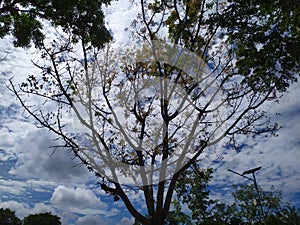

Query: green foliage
<box><xmin>6</xmin><ymin>1</ymin><xmax>299</xmax><ymax>224</ymax></box>
<box><xmin>175</xmin><ymin>166</ymin><xmax>215</xmax><ymax>223</ymax></box>
<box><xmin>0</xmin><ymin>208</ymin><xmax>21</xmax><ymax>225</ymax></box>
<box><xmin>210</xmin><ymin>0</ymin><xmax>300</xmax><ymax>92</ymax></box>
<box><xmin>0</xmin><ymin>0</ymin><xmax>112</xmax><ymax>48</ymax></box>
<box><xmin>170</xmin><ymin>168</ymin><xmax>300</xmax><ymax>225</ymax></box>
<box><xmin>166</xmin><ymin>166</ymin><xmax>215</xmax><ymax>224</ymax></box>
<box><xmin>165</xmin><ymin>198</ymin><xmax>193</xmax><ymax>225</ymax></box>
<box><xmin>164</xmin><ymin>0</ymin><xmax>210</xmax><ymax>57</ymax></box>
<box><xmin>231</xmin><ymin>184</ymin><xmax>283</xmax><ymax>224</ymax></box>
<box><xmin>23</xmin><ymin>212</ymin><xmax>61</xmax><ymax>225</ymax></box>
<box><xmin>0</xmin><ymin>209</ymin><xmax>61</xmax><ymax>225</ymax></box>
<box><xmin>278</xmin><ymin>206</ymin><xmax>300</xmax><ymax>225</ymax></box>
<box><xmin>160</xmin><ymin>0</ymin><xmax>299</xmax><ymax>93</ymax></box>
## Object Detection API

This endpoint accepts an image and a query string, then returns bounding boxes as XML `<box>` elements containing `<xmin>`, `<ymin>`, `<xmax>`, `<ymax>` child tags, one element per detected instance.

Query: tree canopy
<box><xmin>212</xmin><ymin>0</ymin><xmax>300</xmax><ymax>92</ymax></box>
<box><xmin>0</xmin><ymin>208</ymin><xmax>21</xmax><ymax>225</ymax></box>
<box><xmin>0</xmin><ymin>210</ymin><xmax>61</xmax><ymax>225</ymax></box>
<box><xmin>23</xmin><ymin>212</ymin><xmax>61</xmax><ymax>225</ymax></box>
<box><xmin>152</xmin><ymin>0</ymin><xmax>299</xmax><ymax>92</ymax></box>
<box><xmin>147</xmin><ymin>167</ymin><xmax>300</xmax><ymax>225</ymax></box>
<box><xmin>7</xmin><ymin>0</ymin><xmax>300</xmax><ymax>224</ymax></box>
<box><xmin>0</xmin><ymin>0</ymin><xmax>111</xmax><ymax>48</ymax></box>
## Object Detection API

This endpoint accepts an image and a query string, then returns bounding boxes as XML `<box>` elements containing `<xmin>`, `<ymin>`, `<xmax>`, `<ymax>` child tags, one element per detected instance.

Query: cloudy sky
<box><xmin>0</xmin><ymin>1</ymin><xmax>299</xmax><ymax>224</ymax></box>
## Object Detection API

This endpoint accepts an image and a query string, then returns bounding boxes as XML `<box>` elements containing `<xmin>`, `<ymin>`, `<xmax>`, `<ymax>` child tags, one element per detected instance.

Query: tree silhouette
<box><xmin>0</xmin><ymin>0</ymin><xmax>111</xmax><ymax>48</ymax></box>
<box><xmin>9</xmin><ymin>0</ymin><xmax>299</xmax><ymax>224</ymax></box>
<box><xmin>23</xmin><ymin>212</ymin><xmax>61</xmax><ymax>225</ymax></box>
<box><xmin>0</xmin><ymin>208</ymin><xmax>21</xmax><ymax>225</ymax></box>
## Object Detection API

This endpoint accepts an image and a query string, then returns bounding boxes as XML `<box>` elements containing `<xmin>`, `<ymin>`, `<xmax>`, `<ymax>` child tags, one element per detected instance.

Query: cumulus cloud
<box><xmin>30</xmin><ymin>202</ymin><xmax>56</xmax><ymax>215</ymax></box>
<box><xmin>0</xmin><ymin>104</ymin><xmax>37</xmax><ymax>152</ymax></box>
<box><xmin>76</xmin><ymin>215</ymin><xmax>110</xmax><ymax>225</ymax></box>
<box><xmin>0</xmin><ymin>201</ymin><xmax>30</xmax><ymax>218</ymax></box>
<box><xmin>103</xmin><ymin>1</ymin><xmax>140</xmax><ymax>46</ymax></box>
<box><xmin>9</xmin><ymin>129</ymin><xmax>89</xmax><ymax>182</ymax></box>
<box><xmin>0</xmin><ymin>179</ymin><xmax>30</xmax><ymax>196</ymax></box>
<box><xmin>50</xmin><ymin>185</ymin><xmax>110</xmax><ymax>215</ymax></box>
<box><xmin>0</xmin><ymin>3</ymin><xmax>299</xmax><ymax>225</ymax></box>
<box><xmin>206</xmin><ymin>83</ymin><xmax>300</xmax><ymax>206</ymax></box>
<box><xmin>0</xmin><ymin>148</ymin><xmax>17</xmax><ymax>161</ymax></box>
<box><xmin>116</xmin><ymin>217</ymin><xmax>135</xmax><ymax>225</ymax></box>
<box><xmin>0</xmin><ymin>201</ymin><xmax>57</xmax><ymax>220</ymax></box>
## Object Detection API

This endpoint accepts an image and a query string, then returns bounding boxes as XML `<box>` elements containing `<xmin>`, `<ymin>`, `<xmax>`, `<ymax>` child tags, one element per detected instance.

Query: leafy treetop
<box><xmin>23</xmin><ymin>212</ymin><xmax>61</xmax><ymax>225</ymax></box>
<box><xmin>167</xmin><ymin>167</ymin><xmax>300</xmax><ymax>225</ymax></box>
<box><xmin>7</xmin><ymin>0</ymin><xmax>300</xmax><ymax>225</ymax></box>
<box><xmin>210</xmin><ymin>0</ymin><xmax>300</xmax><ymax>92</ymax></box>
<box><xmin>0</xmin><ymin>208</ymin><xmax>21</xmax><ymax>225</ymax></box>
<box><xmin>0</xmin><ymin>0</ymin><xmax>112</xmax><ymax>48</ymax></box>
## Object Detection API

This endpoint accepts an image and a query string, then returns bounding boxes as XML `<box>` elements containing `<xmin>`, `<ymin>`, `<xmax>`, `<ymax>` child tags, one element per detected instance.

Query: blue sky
<box><xmin>0</xmin><ymin>1</ymin><xmax>300</xmax><ymax>224</ymax></box>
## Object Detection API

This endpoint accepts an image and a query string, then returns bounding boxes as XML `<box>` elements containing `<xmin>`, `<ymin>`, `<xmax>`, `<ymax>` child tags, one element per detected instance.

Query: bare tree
<box><xmin>9</xmin><ymin>0</ymin><xmax>298</xmax><ymax>224</ymax></box>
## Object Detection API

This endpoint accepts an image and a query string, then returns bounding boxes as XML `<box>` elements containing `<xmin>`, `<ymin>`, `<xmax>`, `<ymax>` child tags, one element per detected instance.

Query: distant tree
<box><xmin>0</xmin><ymin>208</ymin><xmax>21</xmax><ymax>225</ymax></box>
<box><xmin>228</xmin><ymin>184</ymin><xmax>300</xmax><ymax>225</ymax></box>
<box><xmin>9</xmin><ymin>0</ymin><xmax>299</xmax><ymax>224</ymax></box>
<box><xmin>231</xmin><ymin>184</ymin><xmax>283</xmax><ymax>224</ymax></box>
<box><xmin>0</xmin><ymin>0</ymin><xmax>111</xmax><ymax>48</ymax></box>
<box><xmin>171</xmin><ymin>173</ymin><xmax>300</xmax><ymax>225</ymax></box>
<box><xmin>23</xmin><ymin>212</ymin><xmax>61</xmax><ymax>225</ymax></box>
<box><xmin>168</xmin><ymin>166</ymin><xmax>241</xmax><ymax>225</ymax></box>
<box><xmin>278</xmin><ymin>206</ymin><xmax>300</xmax><ymax>225</ymax></box>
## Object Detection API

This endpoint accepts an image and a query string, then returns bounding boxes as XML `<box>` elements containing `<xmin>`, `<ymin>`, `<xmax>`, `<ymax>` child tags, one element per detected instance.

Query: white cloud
<box><xmin>30</xmin><ymin>202</ymin><xmax>56</xmax><ymax>215</ymax></box>
<box><xmin>50</xmin><ymin>185</ymin><xmax>110</xmax><ymax>215</ymax></box>
<box><xmin>9</xmin><ymin>129</ymin><xmax>89</xmax><ymax>182</ymax></box>
<box><xmin>0</xmin><ymin>201</ymin><xmax>30</xmax><ymax>219</ymax></box>
<box><xmin>0</xmin><ymin>201</ymin><xmax>58</xmax><ymax>220</ymax></box>
<box><xmin>206</xmin><ymin>83</ymin><xmax>300</xmax><ymax>206</ymax></box>
<box><xmin>116</xmin><ymin>217</ymin><xmax>135</xmax><ymax>225</ymax></box>
<box><xmin>76</xmin><ymin>215</ymin><xmax>110</xmax><ymax>225</ymax></box>
<box><xmin>0</xmin><ymin>2</ymin><xmax>299</xmax><ymax>224</ymax></box>
<box><xmin>0</xmin><ymin>149</ymin><xmax>17</xmax><ymax>161</ymax></box>
<box><xmin>103</xmin><ymin>1</ymin><xmax>136</xmax><ymax>45</ymax></box>
<box><xmin>0</xmin><ymin>179</ymin><xmax>29</xmax><ymax>195</ymax></box>
<box><xmin>59</xmin><ymin>211</ymin><xmax>78</xmax><ymax>225</ymax></box>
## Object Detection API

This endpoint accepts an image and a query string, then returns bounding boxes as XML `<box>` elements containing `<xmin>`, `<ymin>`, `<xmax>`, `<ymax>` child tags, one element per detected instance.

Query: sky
<box><xmin>0</xmin><ymin>1</ymin><xmax>300</xmax><ymax>224</ymax></box>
